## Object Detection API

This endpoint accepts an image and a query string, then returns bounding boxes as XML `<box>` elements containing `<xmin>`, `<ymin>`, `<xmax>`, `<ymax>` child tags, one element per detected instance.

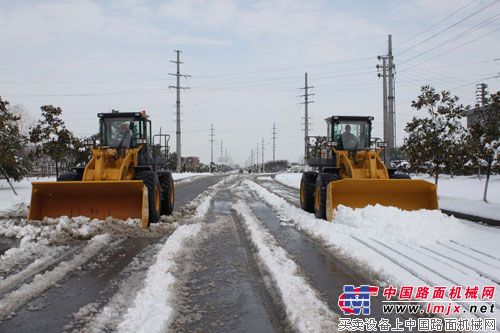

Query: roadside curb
<box><xmin>441</xmin><ymin>209</ymin><xmax>500</xmax><ymax>227</ymax></box>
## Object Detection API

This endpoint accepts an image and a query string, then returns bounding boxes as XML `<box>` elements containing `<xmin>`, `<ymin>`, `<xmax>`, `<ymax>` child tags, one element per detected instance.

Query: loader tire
<box><xmin>390</xmin><ymin>173</ymin><xmax>411</xmax><ymax>179</ymax></box>
<box><xmin>158</xmin><ymin>171</ymin><xmax>174</xmax><ymax>216</ymax></box>
<box><xmin>300</xmin><ymin>172</ymin><xmax>318</xmax><ymax>213</ymax></box>
<box><xmin>136</xmin><ymin>171</ymin><xmax>161</xmax><ymax>225</ymax></box>
<box><xmin>314</xmin><ymin>173</ymin><xmax>339</xmax><ymax>220</ymax></box>
<box><xmin>57</xmin><ymin>172</ymin><xmax>81</xmax><ymax>181</ymax></box>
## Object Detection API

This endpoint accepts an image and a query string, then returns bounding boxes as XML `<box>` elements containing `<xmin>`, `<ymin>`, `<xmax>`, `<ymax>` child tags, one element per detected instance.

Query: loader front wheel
<box><xmin>136</xmin><ymin>171</ymin><xmax>161</xmax><ymax>225</ymax></box>
<box><xmin>300</xmin><ymin>172</ymin><xmax>318</xmax><ymax>213</ymax></box>
<box><xmin>314</xmin><ymin>173</ymin><xmax>339</xmax><ymax>220</ymax></box>
<box><xmin>158</xmin><ymin>171</ymin><xmax>175</xmax><ymax>216</ymax></box>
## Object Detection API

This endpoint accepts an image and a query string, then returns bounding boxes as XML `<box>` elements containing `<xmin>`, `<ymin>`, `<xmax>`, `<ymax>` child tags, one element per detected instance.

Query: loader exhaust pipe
<box><xmin>325</xmin><ymin>179</ymin><xmax>438</xmax><ymax>221</ymax></box>
<box><xmin>29</xmin><ymin>181</ymin><xmax>150</xmax><ymax>228</ymax></box>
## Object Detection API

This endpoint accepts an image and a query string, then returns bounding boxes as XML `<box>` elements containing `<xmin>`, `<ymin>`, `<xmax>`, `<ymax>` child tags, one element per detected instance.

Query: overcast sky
<box><xmin>1</xmin><ymin>0</ymin><xmax>499</xmax><ymax>166</ymax></box>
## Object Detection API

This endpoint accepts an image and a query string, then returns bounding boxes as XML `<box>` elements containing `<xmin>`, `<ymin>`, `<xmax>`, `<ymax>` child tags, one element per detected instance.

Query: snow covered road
<box><xmin>0</xmin><ymin>173</ymin><xmax>498</xmax><ymax>332</ymax></box>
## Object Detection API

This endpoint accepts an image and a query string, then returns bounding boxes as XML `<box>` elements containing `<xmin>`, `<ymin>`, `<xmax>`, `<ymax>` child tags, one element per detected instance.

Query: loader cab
<box><xmin>98</xmin><ymin>111</ymin><xmax>152</xmax><ymax>149</ymax></box>
<box><xmin>326</xmin><ymin>116</ymin><xmax>373</xmax><ymax>151</ymax></box>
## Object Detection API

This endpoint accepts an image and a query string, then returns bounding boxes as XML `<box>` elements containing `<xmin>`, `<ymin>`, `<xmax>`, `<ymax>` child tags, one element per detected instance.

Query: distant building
<box><xmin>182</xmin><ymin>156</ymin><xmax>200</xmax><ymax>166</ymax></box>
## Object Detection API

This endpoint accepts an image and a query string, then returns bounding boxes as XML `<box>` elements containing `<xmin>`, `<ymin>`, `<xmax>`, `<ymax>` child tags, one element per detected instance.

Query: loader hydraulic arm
<box><xmin>334</xmin><ymin>149</ymin><xmax>389</xmax><ymax>180</ymax></box>
<box><xmin>82</xmin><ymin>147</ymin><xmax>141</xmax><ymax>181</ymax></box>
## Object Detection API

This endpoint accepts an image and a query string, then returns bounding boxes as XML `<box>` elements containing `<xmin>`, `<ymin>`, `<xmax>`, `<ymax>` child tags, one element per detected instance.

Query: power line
<box><xmin>414</xmin><ymin>25</ymin><xmax>500</xmax><ymax>65</ymax></box>
<box><xmin>399</xmin><ymin>12</ymin><xmax>500</xmax><ymax>65</ymax></box>
<box><xmin>397</xmin><ymin>0</ymin><xmax>479</xmax><ymax>48</ymax></box>
<box><xmin>397</xmin><ymin>0</ymin><xmax>498</xmax><ymax>56</ymax></box>
<box><xmin>192</xmin><ymin>57</ymin><xmax>373</xmax><ymax>78</ymax></box>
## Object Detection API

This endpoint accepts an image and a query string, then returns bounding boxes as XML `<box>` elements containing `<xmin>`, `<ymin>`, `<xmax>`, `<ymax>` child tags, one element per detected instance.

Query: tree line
<box><xmin>402</xmin><ymin>86</ymin><xmax>499</xmax><ymax>202</ymax></box>
<box><xmin>0</xmin><ymin>97</ymin><xmax>213</xmax><ymax>194</ymax></box>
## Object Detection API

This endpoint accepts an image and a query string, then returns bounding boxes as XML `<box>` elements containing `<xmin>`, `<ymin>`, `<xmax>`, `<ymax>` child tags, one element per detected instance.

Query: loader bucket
<box><xmin>29</xmin><ymin>181</ymin><xmax>150</xmax><ymax>228</ymax></box>
<box><xmin>325</xmin><ymin>179</ymin><xmax>438</xmax><ymax>221</ymax></box>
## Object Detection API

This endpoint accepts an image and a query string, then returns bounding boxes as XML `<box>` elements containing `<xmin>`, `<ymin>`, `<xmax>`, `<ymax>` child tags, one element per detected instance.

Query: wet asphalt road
<box><xmin>0</xmin><ymin>175</ymin><xmax>224</xmax><ymax>333</ymax></box>
<box><xmin>171</xmin><ymin>189</ymin><xmax>286</xmax><ymax>333</ymax></box>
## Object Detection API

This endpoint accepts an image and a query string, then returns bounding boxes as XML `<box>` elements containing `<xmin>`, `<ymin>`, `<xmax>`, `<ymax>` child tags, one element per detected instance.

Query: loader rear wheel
<box><xmin>136</xmin><ymin>171</ymin><xmax>161</xmax><ymax>225</ymax></box>
<box><xmin>158</xmin><ymin>171</ymin><xmax>174</xmax><ymax>216</ymax></box>
<box><xmin>57</xmin><ymin>172</ymin><xmax>81</xmax><ymax>181</ymax></box>
<box><xmin>314</xmin><ymin>173</ymin><xmax>339</xmax><ymax>220</ymax></box>
<box><xmin>300</xmin><ymin>172</ymin><xmax>318</xmax><ymax>213</ymax></box>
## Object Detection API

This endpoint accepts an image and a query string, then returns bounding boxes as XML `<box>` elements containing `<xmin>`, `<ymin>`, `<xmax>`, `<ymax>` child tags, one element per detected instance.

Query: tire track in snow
<box><xmin>116</xmin><ymin>224</ymin><xmax>203</xmax><ymax>333</ymax></box>
<box><xmin>438</xmin><ymin>241</ymin><xmax>500</xmax><ymax>270</ymax></box>
<box><xmin>233</xmin><ymin>199</ymin><xmax>338</xmax><ymax>333</ymax></box>
<box><xmin>358</xmin><ymin>237</ymin><xmax>500</xmax><ymax>328</ymax></box>
<box><xmin>450</xmin><ymin>240</ymin><xmax>500</xmax><ymax>262</ymax></box>
<box><xmin>0</xmin><ymin>234</ymin><xmax>112</xmax><ymax>319</ymax></box>
<box><xmin>0</xmin><ymin>245</ymin><xmax>80</xmax><ymax>294</ymax></box>
<box><xmin>172</xmin><ymin>185</ymin><xmax>287</xmax><ymax>333</ymax></box>
<box><xmin>422</xmin><ymin>244</ymin><xmax>500</xmax><ymax>285</ymax></box>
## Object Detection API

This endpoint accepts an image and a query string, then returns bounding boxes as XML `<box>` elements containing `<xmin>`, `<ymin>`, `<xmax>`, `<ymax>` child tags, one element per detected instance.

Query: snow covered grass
<box><xmin>414</xmin><ymin>174</ymin><xmax>500</xmax><ymax>204</ymax></box>
<box><xmin>171</xmin><ymin>172</ymin><xmax>210</xmax><ymax>181</ymax></box>
<box><xmin>275</xmin><ymin>172</ymin><xmax>500</xmax><ymax>218</ymax></box>
<box><xmin>232</xmin><ymin>199</ymin><xmax>338</xmax><ymax>333</ymax></box>
<box><xmin>117</xmin><ymin>224</ymin><xmax>202</xmax><ymax>333</ymax></box>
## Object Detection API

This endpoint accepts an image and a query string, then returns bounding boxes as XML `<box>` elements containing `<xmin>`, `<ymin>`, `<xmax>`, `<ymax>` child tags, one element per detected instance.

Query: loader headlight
<box><xmin>377</xmin><ymin>141</ymin><xmax>388</xmax><ymax>148</ymax></box>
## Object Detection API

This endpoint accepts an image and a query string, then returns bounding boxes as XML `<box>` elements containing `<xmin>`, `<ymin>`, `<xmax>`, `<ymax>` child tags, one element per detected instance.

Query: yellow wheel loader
<box><xmin>300</xmin><ymin>116</ymin><xmax>438</xmax><ymax>221</ymax></box>
<box><xmin>29</xmin><ymin>111</ymin><xmax>175</xmax><ymax>228</ymax></box>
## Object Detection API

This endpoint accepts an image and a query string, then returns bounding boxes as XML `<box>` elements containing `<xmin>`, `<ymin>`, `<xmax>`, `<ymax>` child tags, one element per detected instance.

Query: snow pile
<box><xmin>0</xmin><ymin>196</ymin><xmax>28</xmax><ymax>218</ymax></box>
<box><xmin>246</xmin><ymin>180</ymin><xmax>463</xmax><ymax>245</ymax></box>
<box><xmin>0</xmin><ymin>234</ymin><xmax>112</xmax><ymax>319</ymax></box>
<box><xmin>117</xmin><ymin>224</ymin><xmax>202</xmax><ymax>333</ymax></box>
<box><xmin>332</xmin><ymin>204</ymin><xmax>464</xmax><ymax>244</ymax></box>
<box><xmin>0</xmin><ymin>216</ymin><xmax>175</xmax><ymax>245</ymax></box>
<box><xmin>232</xmin><ymin>200</ymin><xmax>338</xmax><ymax>333</ymax></box>
<box><xmin>275</xmin><ymin>173</ymin><xmax>301</xmax><ymax>189</ymax></box>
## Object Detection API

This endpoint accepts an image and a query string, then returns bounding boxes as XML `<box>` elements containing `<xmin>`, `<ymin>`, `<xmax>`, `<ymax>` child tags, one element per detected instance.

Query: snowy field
<box><xmin>0</xmin><ymin>173</ymin><xmax>209</xmax><ymax>216</ymax></box>
<box><xmin>275</xmin><ymin>172</ymin><xmax>500</xmax><ymax>220</ymax></box>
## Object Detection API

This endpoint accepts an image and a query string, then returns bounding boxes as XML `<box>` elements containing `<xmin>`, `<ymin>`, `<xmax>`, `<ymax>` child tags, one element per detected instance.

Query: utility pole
<box><xmin>261</xmin><ymin>137</ymin><xmax>265</xmax><ymax>172</ymax></box>
<box><xmin>220</xmin><ymin>140</ymin><xmax>223</xmax><ymax>169</ymax></box>
<box><xmin>256</xmin><ymin>143</ymin><xmax>259</xmax><ymax>173</ymax></box>
<box><xmin>300</xmin><ymin>73</ymin><xmax>314</xmax><ymax>164</ymax></box>
<box><xmin>168</xmin><ymin>50</ymin><xmax>190</xmax><ymax>173</ymax></box>
<box><xmin>377</xmin><ymin>58</ymin><xmax>389</xmax><ymax>148</ymax></box>
<box><xmin>272</xmin><ymin>122</ymin><xmax>277</xmax><ymax>162</ymax></box>
<box><xmin>387</xmin><ymin>35</ymin><xmax>396</xmax><ymax>151</ymax></box>
<box><xmin>209</xmin><ymin>124</ymin><xmax>214</xmax><ymax>173</ymax></box>
<box><xmin>377</xmin><ymin>35</ymin><xmax>396</xmax><ymax>156</ymax></box>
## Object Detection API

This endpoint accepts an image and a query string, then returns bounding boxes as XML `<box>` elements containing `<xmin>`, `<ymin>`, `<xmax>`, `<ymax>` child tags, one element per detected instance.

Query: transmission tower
<box><xmin>168</xmin><ymin>50</ymin><xmax>190</xmax><ymax>173</ymax></box>
<box><xmin>209</xmin><ymin>124</ymin><xmax>215</xmax><ymax>173</ymax></box>
<box><xmin>272</xmin><ymin>122</ymin><xmax>277</xmax><ymax>162</ymax></box>
<box><xmin>300</xmin><ymin>73</ymin><xmax>314</xmax><ymax>164</ymax></box>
